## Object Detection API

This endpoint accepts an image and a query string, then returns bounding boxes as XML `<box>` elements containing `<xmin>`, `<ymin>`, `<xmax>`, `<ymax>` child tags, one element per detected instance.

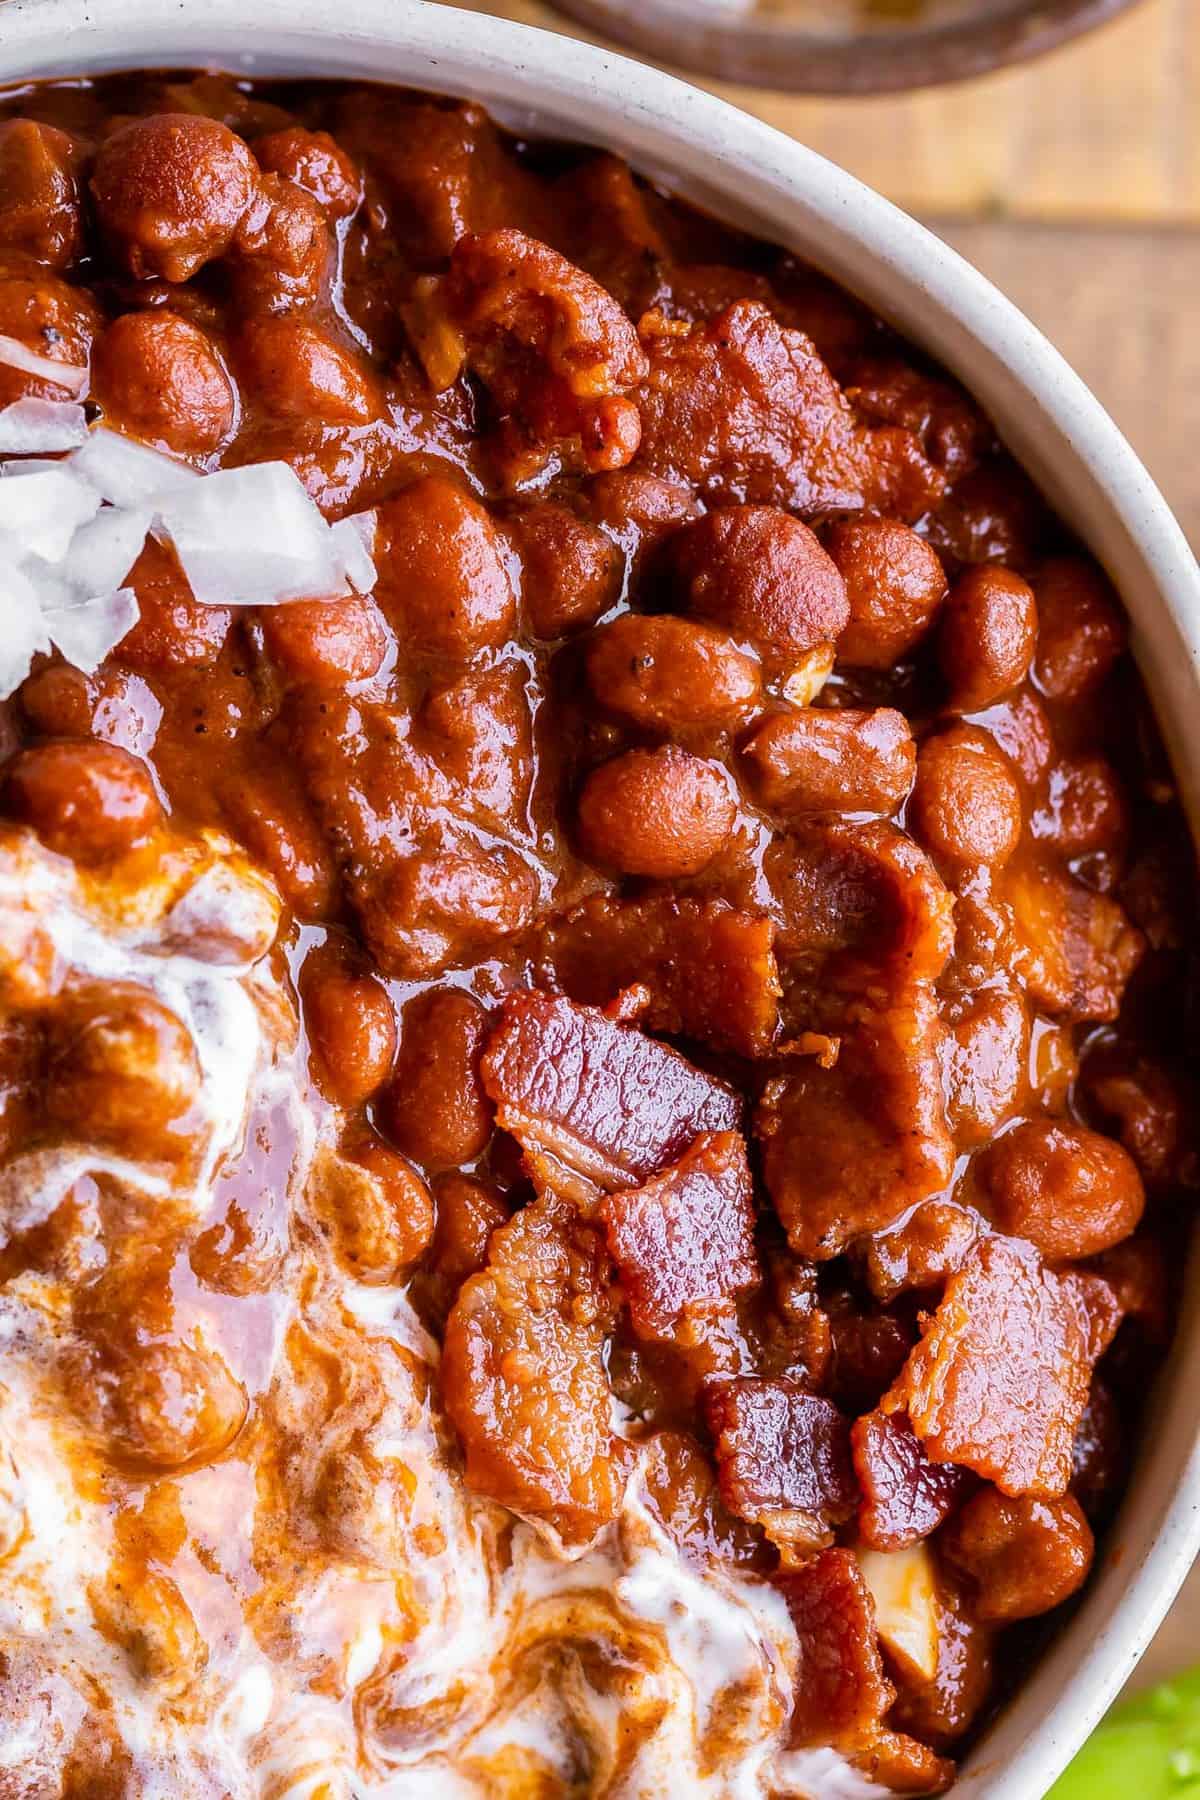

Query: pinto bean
<box><xmin>938</xmin><ymin>565</ymin><xmax>1038</xmax><ymax>711</ymax></box>
<box><xmin>941</xmin><ymin>1489</ymin><xmax>1094</xmax><ymax>1623</ymax></box>
<box><xmin>299</xmin><ymin>941</ymin><xmax>396</xmax><ymax>1107</ymax></box>
<box><xmin>91</xmin><ymin>113</ymin><xmax>259</xmax><ymax>282</ymax></box>
<box><xmin>47</xmin><ymin>985</ymin><xmax>201</xmax><ymax>1161</ymax></box>
<box><xmin>0</xmin><ymin>118</ymin><xmax>84</xmax><ymax>267</ymax></box>
<box><xmin>379</xmin><ymin>988</ymin><xmax>494</xmax><ymax>1170</ymax></box>
<box><xmin>1033</xmin><ymin>557</ymin><xmax>1127</xmax><ymax>702</ymax></box>
<box><xmin>253</xmin><ymin>126</ymin><xmax>362</xmax><ymax>221</ymax></box>
<box><xmin>908</xmin><ymin>725</ymin><xmax>1022</xmax><ymax>869</ymax></box>
<box><xmin>375</xmin><ymin>476</ymin><xmax>517</xmax><ymax>662</ymax></box>
<box><xmin>664</xmin><ymin>505</ymin><xmax>848</xmax><ymax>658</ymax></box>
<box><xmin>511</xmin><ymin>502</ymin><xmax>622</xmax><ymax>639</ymax></box>
<box><xmin>576</xmin><ymin>746</ymin><xmax>737</xmax><ymax>877</ymax></box>
<box><xmin>92</xmin><ymin>311</ymin><xmax>236</xmax><ymax>456</ymax></box>
<box><xmin>260</xmin><ymin>596</ymin><xmax>389</xmax><ymax>686</ymax></box>
<box><xmin>980</xmin><ymin>1118</ymin><xmax>1145</xmax><ymax>1260</ymax></box>
<box><xmin>739</xmin><ymin>707</ymin><xmax>914</xmax><ymax>817</ymax></box>
<box><xmin>236</xmin><ymin>316</ymin><xmax>380</xmax><ymax>422</ymax></box>
<box><xmin>586</xmin><ymin>614</ymin><xmax>761</xmax><ymax>734</ymax></box>
<box><xmin>2</xmin><ymin>739</ymin><xmax>162</xmax><ymax>864</ymax></box>
<box><xmin>826</xmin><ymin>517</ymin><xmax>948</xmax><ymax>668</ymax></box>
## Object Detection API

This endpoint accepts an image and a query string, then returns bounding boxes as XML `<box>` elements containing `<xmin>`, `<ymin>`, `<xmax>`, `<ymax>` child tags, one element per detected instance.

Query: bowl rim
<box><xmin>3</xmin><ymin>2</ymin><xmax>1200</xmax><ymax>1794</ymax></box>
<box><xmin>546</xmin><ymin>0</ymin><xmax>1146</xmax><ymax>98</ymax></box>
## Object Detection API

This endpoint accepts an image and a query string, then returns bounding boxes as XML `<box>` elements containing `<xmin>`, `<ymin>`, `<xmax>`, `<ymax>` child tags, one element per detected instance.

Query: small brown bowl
<box><xmin>547</xmin><ymin>0</ymin><xmax>1147</xmax><ymax>94</ymax></box>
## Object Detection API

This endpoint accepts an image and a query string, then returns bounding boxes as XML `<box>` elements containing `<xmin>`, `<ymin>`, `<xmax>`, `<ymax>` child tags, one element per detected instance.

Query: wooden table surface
<box><xmin>457</xmin><ymin>0</ymin><xmax>1200</xmax><ymax>1695</ymax></box>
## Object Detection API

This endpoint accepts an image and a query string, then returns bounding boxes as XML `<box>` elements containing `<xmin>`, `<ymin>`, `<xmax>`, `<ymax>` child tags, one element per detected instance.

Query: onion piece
<box><xmin>60</xmin><ymin>505</ymin><xmax>152</xmax><ymax>598</ymax></box>
<box><xmin>0</xmin><ymin>334</ymin><xmax>88</xmax><ymax>397</ymax></box>
<box><xmin>0</xmin><ymin>559</ymin><xmax>52</xmax><ymax>699</ymax></box>
<box><xmin>0</xmin><ymin>465</ymin><xmax>100</xmax><ymax>562</ymax></box>
<box><xmin>0</xmin><ymin>399</ymin><xmax>88</xmax><ymax>455</ymax></box>
<box><xmin>71</xmin><ymin>427</ymin><xmax>199</xmax><ymax>508</ymax></box>
<box><xmin>330</xmin><ymin>511</ymin><xmax>377</xmax><ymax>594</ymax></box>
<box><xmin>157</xmin><ymin>461</ymin><xmax>348</xmax><ymax>607</ymax></box>
<box><xmin>42</xmin><ymin>588</ymin><xmax>140</xmax><ymax>676</ymax></box>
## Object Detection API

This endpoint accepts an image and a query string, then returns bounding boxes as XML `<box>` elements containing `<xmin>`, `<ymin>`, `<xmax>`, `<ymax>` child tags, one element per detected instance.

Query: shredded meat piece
<box><xmin>440</xmin><ymin>1194</ymin><xmax>626</xmax><ymax>1543</ymax></box>
<box><xmin>635</xmin><ymin>300</ymin><xmax>944</xmax><ymax>518</ymax></box>
<box><xmin>1006</xmin><ymin>858</ymin><xmax>1144</xmax><ymax>1023</ymax></box>
<box><xmin>535</xmin><ymin>893</ymin><xmax>780</xmax><ymax>1057</ymax></box>
<box><xmin>883</xmin><ymin>1237</ymin><xmax>1122</xmax><ymax>1498</ymax></box>
<box><xmin>778</xmin><ymin>1548</ymin><xmax>896</xmax><ymax>1749</ymax></box>
<box><xmin>600</xmin><ymin>1131</ymin><xmax>758</xmax><ymax>1338</ymax></box>
<box><xmin>757</xmin><ymin>987</ymin><xmax>954</xmax><ymax>1259</ymax></box>
<box><xmin>852</xmin><ymin>1410</ymin><xmax>974</xmax><ymax>1551</ymax></box>
<box><xmin>706</xmin><ymin>1378</ymin><xmax>858</xmax><ymax>1548</ymax></box>
<box><xmin>481</xmin><ymin>990</ymin><xmax>742</xmax><ymax>1199</ymax></box>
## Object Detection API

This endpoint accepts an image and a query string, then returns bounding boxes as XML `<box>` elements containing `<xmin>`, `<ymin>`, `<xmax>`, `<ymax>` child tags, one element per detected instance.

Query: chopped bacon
<box><xmin>852</xmin><ymin>1410</ymin><xmax>974</xmax><ymax>1552</ymax></box>
<box><xmin>440</xmin><ymin>1195</ymin><xmax>626</xmax><ymax>1543</ymax></box>
<box><xmin>757</xmin><ymin>987</ymin><xmax>954</xmax><ymax>1259</ymax></box>
<box><xmin>706</xmin><ymin>1378</ymin><xmax>858</xmax><ymax>1550</ymax></box>
<box><xmin>535</xmin><ymin>893</ymin><xmax>780</xmax><ymax>1057</ymax></box>
<box><xmin>883</xmin><ymin>1237</ymin><xmax>1120</xmax><ymax>1498</ymax></box>
<box><xmin>481</xmin><ymin>991</ymin><xmax>742</xmax><ymax>1199</ymax></box>
<box><xmin>777</xmin><ymin>1548</ymin><xmax>895</xmax><ymax>1749</ymax></box>
<box><xmin>635</xmin><ymin>301</ymin><xmax>944</xmax><ymax>520</ymax></box>
<box><xmin>600</xmin><ymin>1131</ymin><xmax>758</xmax><ymax>1339</ymax></box>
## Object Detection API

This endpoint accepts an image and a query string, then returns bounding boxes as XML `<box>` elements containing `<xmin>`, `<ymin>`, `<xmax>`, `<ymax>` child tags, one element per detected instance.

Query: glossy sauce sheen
<box><xmin>0</xmin><ymin>70</ymin><xmax>1196</xmax><ymax>1800</ymax></box>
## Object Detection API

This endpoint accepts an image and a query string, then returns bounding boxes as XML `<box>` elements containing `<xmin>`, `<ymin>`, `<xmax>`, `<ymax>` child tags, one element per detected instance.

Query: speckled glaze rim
<box><xmin>2</xmin><ymin>1</ymin><xmax>1199</xmax><ymax>1793</ymax></box>
<box><xmin>547</xmin><ymin>0</ymin><xmax>1146</xmax><ymax>98</ymax></box>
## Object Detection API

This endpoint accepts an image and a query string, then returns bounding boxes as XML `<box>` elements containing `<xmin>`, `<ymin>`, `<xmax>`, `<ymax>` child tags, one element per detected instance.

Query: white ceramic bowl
<box><xmin>5</xmin><ymin>1</ymin><xmax>1200</xmax><ymax>1791</ymax></box>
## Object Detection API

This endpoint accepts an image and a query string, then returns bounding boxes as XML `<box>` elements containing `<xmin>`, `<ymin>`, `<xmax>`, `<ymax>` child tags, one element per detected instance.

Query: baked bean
<box><xmin>219</xmin><ymin>765</ymin><xmax>337</xmax><ymax>921</ymax></box>
<box><xmin>2</xmin><ymin>739</ymin><xmax>162</xmax><ymax>864</ymax></box>
<box><xmin>511</xmin><ymin>502</ymin><xmax>622</xmax><ymax>639</ymax></box>
<box><xmin>586</xmin><ymin>614</ymin><xmax>761</xmax><ymax>734</ymax></box>
<box><xmin>976</xmin><ymin>687</ymin><xmax>1055</xmax><ymax>788</ymax></box>
<box><xmin>375</xmin><ymin>476</ymin><xmax>517</xmax><ymax>662</ymax></box>
<box><xmin>980</xmin><ymin>1118</ymin><xmax>1145</xmax><ymax>1260</ymax></box>
<box><xmin>1035</xmin><ymin>754</ymin><xmax>1127</xmax><ymax>858</ymax></box>
<box><xmin>299</xmin><ymin>940</ymin><xmax>396</xmax><ymax>1107</ymax></box>
<box><xmin>941</xmin><ymin>1490</ymin><xmax>1093</xmax><ymax>1623</ymax></box>
<box><xmin>378</xmin><ymin>987</ymin><xmax>494</xmax><ymax>1170</ymax></box>
<box><xmin>577</xmin><ymin>746</ymin><xmax>737</xmax><ymax>877</ymax></box>
<box><xmin>101</xmin><ymin>1338</ymin><xmax>247</xmax><ymax>1470</ymax></box>
<box><xmin>253</xmin><ymin>126</ymin><xmax>362</xmax><ymax>221</ymax></box>
<box><xmin>908</xmin><ymin>725</ymin><xmax>1022</xmax><ymax>869</ymax></box>
<box><xmin>825</xmin><ymin>517</ymin><xmax>948</xmax><ymax>668</ymax></box>
<box><xmin>938</xmin><ymin>566</ymin><xmax>1038</xmax><ymax>710</ymax></box>
<box><xmin>91</xmin><ymin>114</ymin><xmax>259</xmax><ymax>282</ymax></box>
<box><xmin>231</xmin><ymin>175</ymin><xmax>330</xmax><ymax>313</ymax></box>
<box><xmin>47</xmin><ymin>984</ymin><xmax>201</xmax><ymax>1159</ymax></box>
<box><xmin>120</xmin><ymin>539</ymin><xmax>233</xmax><ymax>670</ymax></box>
<box><xmin>1081</xmin><ymin>1045</ymin><xmax>1195</xmax><ymax>1190</ymax></box>
<box><xmin>665</xmin><ymin>505</ymin><xmax>848</xmax><ymax>658</ymax></box>
<box><xmin>260</xmin><ymin>595</ymin><xmax>389</xmax><ymax>685</ymax></box>
<box><xmin>312</xmin><ymin>1131</ymin><xmax>434</xmax><ymax>1281</ymax></box>
<box><xmin>236</xmin><ymin>316</ymin><xmax>380</xmax><ymax>423</ymax></box>
<box><xmin>92</xmin><ymin>311</ymin><xmax>236</xmax><ymax>456</ymax></box>
<box><xmin>586</xmin><ymin>471</ymin><xmax>699</xmax><ymax>570</ymax></box>
<box><xmin>1033</xmin><ymin>557</ymin><xmax>1127</xmax><ymax>702</ymax></box>
<box><xmin>0</xmin><ymin>269</ymin><xmax>101</xmax><ymax>403</ymax></box>
<box><xmin>0</xmin><ymin>119</ymin><xmax>83</xmax><ymax>267</ymax></box>
<box><xmin>361</xmin><ymin>842</ymin><xmax>538</xmax><ymax>978</ymax></box>
<box><xmin>422</xmin><ymin>1171</ymin><xmax>510</xmax><ymax>1321</ymax></box>
<box><xmin>942</xmin><ymin>985</ymin><xmax>1031</xmax><ymax>1147</ymax></box>
<box><xmin>739</xmin><ymin>706</ymin><xmax>914</xmax><ymax>816</ymax></box>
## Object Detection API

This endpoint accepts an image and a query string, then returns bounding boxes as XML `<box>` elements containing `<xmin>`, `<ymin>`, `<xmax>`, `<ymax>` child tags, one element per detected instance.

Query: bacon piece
<box><xmin>852</xmin><ymin>1410</ymin><xmax>974</xmax><ymax>1552</ymax></box>
<box><xmin>481</xmin><ymin>991</ymin><xmax>742</xmax><ymax>1200</ymax></box>
<box><xmin>777</xmin><ymin>1548</ymin><xmax>895</xmax><ymax>1749</ymax></box>
<box><xmin>883</xmin><ymin>1237</ymin><xmax>1120</xmax><ymax>1498</ymax></box>
<box><xmin>635</xmin><ymin>301</ymin><xmax>943</xmax><ymax>520</ymax></box>
<box><xmin>757</xmin><ymin>987</ymin><xmax>953</xmax><ymax>1259</ymax></box>
<box><xmin>440</xmin><ymin>1195</ymin><xmax>625</xmax><ymax>1543</ymax></box>
<box><xmin>706</xmin><ymin>1378</ymin><xmax>857</xmax><ymax>1550</ymax></box>
<box><xmin>535</xmin><ymin>893</ymin><xmax>780</xmax><ymax>1057</ymax></box>
<box><xmin>600</xmin><ymin>1132</ymin><xmax>758</xmax><ymax>1339</ymax></box>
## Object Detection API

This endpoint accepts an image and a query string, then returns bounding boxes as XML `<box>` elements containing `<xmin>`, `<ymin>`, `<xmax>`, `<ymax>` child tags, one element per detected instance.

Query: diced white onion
<box><xmin>330</xmin><ymin>511</ymin><xmax>377</xmax><ymax>595</ymax></box>
<box><xmin>42</xmin><ymin>588</ymin><xmax>140</xmax><ymax>676</ymax></box>
<box><xmin>0</xmin><ymin>334</ymin><xmax>88</xmax><ymax>397</ymax></box>
<box><xmin>0</xmin><ymin>559</ymin><xmax>52</xmax><ymax>699</ymax></box>
<box><xmin>71</xmin><ymin>427</ymin><xmax>199</xmax><ymax>508</ymax></box>
<box><xmin>0</xmin><ymin>399</ymin><xmax>88</xmax><ymax>455</ymax></box>
<box><xmin>60</xmin><ymin>505</ymin><xmax>152</xmax><ymax>598</ymax></box>
<box><xmin>0</xmin><ymin>466</ymin><xmax>99</xmax><ymax>563</ymax></box>
<box><xmin>157</xmin><ymin>461</ymin><xmax>348</xmax><ymax>607</ymax></box>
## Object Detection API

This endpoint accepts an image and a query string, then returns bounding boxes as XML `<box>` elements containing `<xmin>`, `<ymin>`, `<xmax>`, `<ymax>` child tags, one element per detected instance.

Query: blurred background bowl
<box><xmin>546</xmin><ymin>0</ymin><xmax>1146</xmax><ymax>93</ymax></box>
